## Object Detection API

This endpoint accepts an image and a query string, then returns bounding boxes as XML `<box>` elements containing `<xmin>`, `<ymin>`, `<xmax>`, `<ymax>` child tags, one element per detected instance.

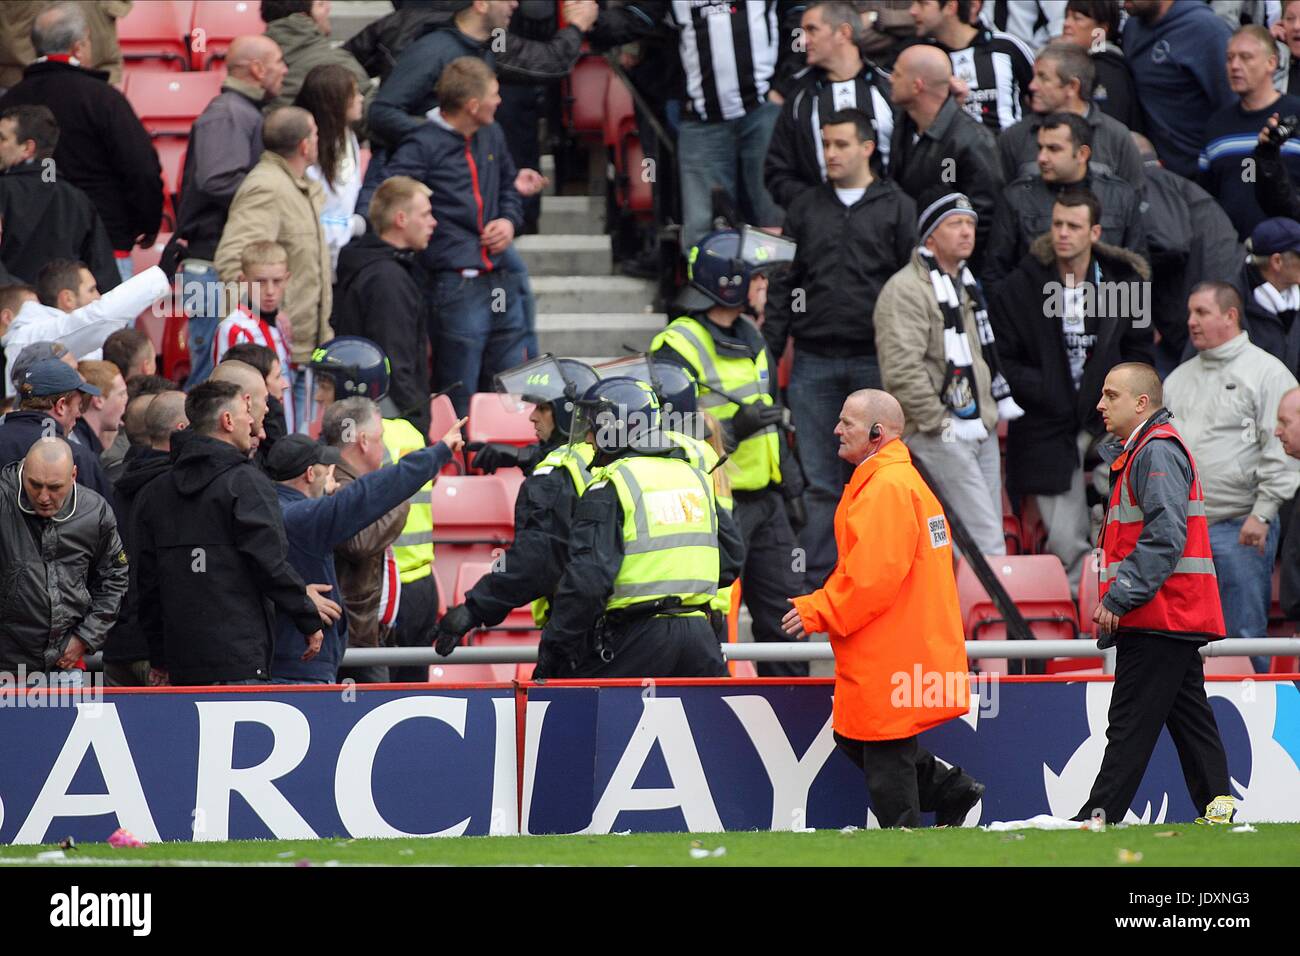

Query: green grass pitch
<box><xmin>2</xmin><ymin>824</ymin><xmax>1297</xmax><ymax>866</ymax></box>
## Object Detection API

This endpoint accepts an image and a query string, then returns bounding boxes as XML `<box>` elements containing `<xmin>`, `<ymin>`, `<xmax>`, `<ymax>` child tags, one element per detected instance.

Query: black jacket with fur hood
<box><xmin>987</xmin><ymin>235</ymin><xmax>1155</xmax><ymax>497</ymax></box>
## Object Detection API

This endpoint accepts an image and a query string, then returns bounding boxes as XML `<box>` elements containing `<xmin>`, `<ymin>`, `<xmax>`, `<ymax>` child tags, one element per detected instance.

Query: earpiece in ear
<box><xmin>869</xmin><ymin>423</ymin><xmax>882</xmax><ymax>442</ymax></box>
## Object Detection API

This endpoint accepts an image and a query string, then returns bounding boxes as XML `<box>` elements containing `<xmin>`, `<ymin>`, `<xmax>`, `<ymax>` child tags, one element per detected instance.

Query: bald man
<box><xmin>211</xmin><ymin>359</ymin><xmax>269</xmax><ymax>456</ymax></box>
<box><xmin>888</xmin><ymin>44</ymin><xmax>1003</xmax><ymax>272</ymax></box>
<box><xmin>175</xmin><ymin>34</ymin><xmax>289</xmax><ymax>386</ymax></box>
<box><xmin>1275</xmin><ymin>388</ymin><xmax>1300</xmax><ymax>641</ymax></box>
<box><xmin>782</xmin><ymin>389</ymin><xmax>983</xmax><ymax>828</ymax></box>
<box><xmin>0</xmin><ymin>435</ymin><xmax>127</xmax><ymax>683</ymax></box>
<box><xmin>1078</xmin><ymin>362</ymin><xmax>1234</xmax><ymax>825</ymax></box>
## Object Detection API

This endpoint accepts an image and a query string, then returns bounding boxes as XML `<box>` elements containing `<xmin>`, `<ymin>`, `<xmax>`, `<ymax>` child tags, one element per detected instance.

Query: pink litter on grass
<box><xmin>107</xmin><ymin>827</ymin><xmax>145</xmax><ymax>848</ymax></box>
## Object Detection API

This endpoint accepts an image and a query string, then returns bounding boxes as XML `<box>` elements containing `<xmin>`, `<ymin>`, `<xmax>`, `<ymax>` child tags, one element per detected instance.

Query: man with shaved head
<box><xmin>782</xmin><ymin>389</ymin><xmax>983</xmax><ymax>828</ymax></box>
<box><xmin>215</xmin><ymin>105</ymin><xmax>330</xmax><ymax>417</ymax></box>
<box><xmin>211</xmin><ymin>358</ymin><xmax>271</xmax><ymax>456</ymax></box>
<box><xmin>1077</xmin><ymin>361</ymin><xmax>1235</xmax><ymax>826</ymax></box>
<box><xmin>0</xmin><ymin>435</ymin><xmax>126</xmax><ymax>684</ymax></box>
<box><xmin>175</xmin><ymin>33</ymin><xmax>288</xmax><ymax>387</ymax></box>
<box><xmin>1274</xmin><ymin>388</ymin><xmax>1300</xmax><ymax>631</ymax></box>
<box><xmin>888</xmin><ymin>43</ymin><xmax>1003</xmax><ymax>272</ymax></box>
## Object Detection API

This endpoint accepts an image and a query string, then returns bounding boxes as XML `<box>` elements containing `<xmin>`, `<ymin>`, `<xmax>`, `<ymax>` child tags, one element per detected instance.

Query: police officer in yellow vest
<box><xmin>534</xmin><ymin>377</ymin><xmax>745</xmax><ymax>678</ymax></box>
<box><xmin>595</xmin><ymin>354</ymin><xmax>738</xmax><ymax>640</ymax></box>
<box><xmin>310</xmin><ymin>336</ymin><xmax>437</xmax><ymax>682</ymax></box>
<box><xmin>433</xmin><ymin>356</ymin><xmax>601</xmax><ymax>653</ymax></box>
<box><xmin>651</xmin><ymin>229</ymin><xmax>811</xmax><ymax>676</ymax></box>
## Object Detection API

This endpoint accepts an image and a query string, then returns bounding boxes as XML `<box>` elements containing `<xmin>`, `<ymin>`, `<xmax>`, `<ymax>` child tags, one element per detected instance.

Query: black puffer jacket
<box><xmin>0</xmin><ymin>460</ymin><xmax>127</xmax><ymax>672</ymax></box>
<box><xmin>332</xmin><ymin>233</ymin><xmax>429</xmax><ymax>434</ymax></box>
<box><xmin>101</xmin><ymin>446</ymin><xmax>170</xmax><ymax>665</ymax></box>
<box><xmin>134</xmin><ymin>432</ymin><xmax>320</xmax><ymax>684</ymax></box>
<box><xmin>983</xmin><ymin>168</ymin><xmax>1149</xmax><ymax>288</ymax></box>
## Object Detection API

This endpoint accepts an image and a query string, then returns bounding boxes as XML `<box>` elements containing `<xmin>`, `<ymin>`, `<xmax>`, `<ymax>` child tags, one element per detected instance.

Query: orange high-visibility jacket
<box><xmin>792</xmin><ymin>439</ymin><xmax>969</xmax><ymax>741</ymax></box>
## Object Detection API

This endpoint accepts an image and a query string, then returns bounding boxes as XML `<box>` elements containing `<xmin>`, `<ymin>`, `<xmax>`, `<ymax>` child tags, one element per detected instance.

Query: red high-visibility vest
<box><xmin>1099</xmin><ymin>419</ymin><xmax>1225</xmax><ymax>639</ymax></box>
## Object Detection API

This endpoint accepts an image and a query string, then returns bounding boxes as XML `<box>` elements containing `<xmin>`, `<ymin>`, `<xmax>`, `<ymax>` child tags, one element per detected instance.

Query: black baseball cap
<box><xmin>19</xmin><ymin>359</ymin><xmax>100</xmax><ymax>398</ymax></box>
<box><xmin>263</xmin><ymin>434</ymin><xmax>342</xmax><ymax>481</ymax></box>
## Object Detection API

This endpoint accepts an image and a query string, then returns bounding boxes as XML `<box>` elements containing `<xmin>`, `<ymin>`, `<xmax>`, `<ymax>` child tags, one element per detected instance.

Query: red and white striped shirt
<box><xmin>378</xmin><ymin>547</ymin><xmax>401</xmax><ymax>629</ymax></box>
<box><xmin>213</xmin><ymin>305</ymin><xmax>295</xmax><ymax>425</ymax></box>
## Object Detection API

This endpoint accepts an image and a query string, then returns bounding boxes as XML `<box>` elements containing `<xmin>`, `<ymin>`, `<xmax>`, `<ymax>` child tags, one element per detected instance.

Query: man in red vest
<box><xmin>1078</xmin><ymin>362</ymin><xmax>1235</xmax><ymax>825</ymax></box>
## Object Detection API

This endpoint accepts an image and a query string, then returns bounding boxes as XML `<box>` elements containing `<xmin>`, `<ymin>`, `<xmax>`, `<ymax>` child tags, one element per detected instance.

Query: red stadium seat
<box><xmin>1077</xmin><ymin>550</ymin><xmax>1100</xmax><ymax>638</ymax></box>
<box><xmin>1203</xmin><ymin>654</ymin><xmax>1258</xmax><ymax>676</ymax></box>
<box><xmin>957</xmin><ymin>555</ymin><xmax>1080</xmax><ymax>674</ymax></box>
<box><xmin>427</xmin><ymin>393</ymin><xmax>465</xmax><ymax>474</ymax></box>
<box><xmin>620</xmin><ymin>133</ymin><xmax>654</xmax><ymax>214</ymax></box>
<box><xmin>496</xmin><ymin>467</ymin><xmax>525</xmax><ymax>509</ymax></box>
<box><xmin>467</xmin><ymin>392</ymin><xmax>536</xmax><ymax>446</ymax></box>
<box><xmin>565</xmin><ymin>55</ymin><xmax>611</xmax><ymax>135</ymax></box>
<box><xmin>453</xmin><ymin>561</ymin><xmax>537</xmax><ymax>634</ymax></box>
<box><xmin>431</xmin><ymin>475</ymin><xmax>515</xmax><ymax>602</ymax></box>
<box><xmin>153</xmin><ymin>135</ymin><xmax>188</xmax><ymax>197</ymax></box>
<box><xmin>603</xmin><ymin>72</ymin><xmax>635</xmax><ymax>149</ymax></box>
<box><xmin>118</xmin><ymin>0</ymin><xmax>193</xmax><ymax>72</ymax></box>
<box><xmin>125</xmin><ymin>70</ymin><xmax>224</xmax><ymax>135</ymax></box>
<box><xmin>189</xmin><ymin>0</ymin><xmax>263</xmax><ymax>69</ymax></box>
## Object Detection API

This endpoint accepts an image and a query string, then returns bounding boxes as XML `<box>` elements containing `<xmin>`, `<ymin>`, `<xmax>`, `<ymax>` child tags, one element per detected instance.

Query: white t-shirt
<box><xmin>834</xmin><ymin>186</ymin><xmax>866</xmax><ymax>206</ymax></box>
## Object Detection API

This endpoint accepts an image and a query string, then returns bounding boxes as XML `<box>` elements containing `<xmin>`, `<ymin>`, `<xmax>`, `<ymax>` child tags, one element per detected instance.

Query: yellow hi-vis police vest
<box><xmin>528</xmin><ymin>441</ymin><xmax>596</xmax><ymax>626</ymax></box>
<box><xmin>650</xmin><ymin>315</ymin><xmax>781</xmax><ymax>492</ymax></box>
<box><xmin>381</xmin><ymin>417</ymin><xmax>434</xmax><ymax>584</ymax></box>
<box><xmin>663</xmin><ymin>428</ymin><xmax>734</xmax><ymax>614</ymax></box>
<box><xmin>596</xmin><ymin>453</ymin><xmax>720</xmax><ymax>613</ymax></box>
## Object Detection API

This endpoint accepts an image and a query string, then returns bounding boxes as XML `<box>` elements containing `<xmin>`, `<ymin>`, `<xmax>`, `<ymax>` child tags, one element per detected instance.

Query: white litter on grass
<box><xmin>1231</xmin><ymin>823</ymin><xmax>1258</xmax><ymax>833</ymax></box>
<box><xmin>276</xmin><ymin>851</ymin><xmax>294</xmax><ymax>858</ymax></box>
<box><xmin>839</xmin><ymin>826</ymin><xmax>859</xmax><ymax>834</ymax></box>
<box><xmin>688</xmin><ymin>846</ymin><xmax>727</xmax><ymax>859</ymax></box>
<box><xmin>399</xmin><ymin>849</ymin><xmax>415</xmax><ymax>856</ymax></box>
<box><xmin>613</xmin><ymin>830</ymin><xmax>632</xmax><ymax>836</ymax></box>
<box><xmin>792</xmin><ymin>825</ymin><xmax>815</xmax><ymax>833</ymax></box>
<box><xmin>984</xmin><ymin>815</ymin><xmax>1088</xmax><ymax>832</ymax></box>
<box><xmin>35</xmin><ymin>850</ymin><xmax>65</xmax><ymax>861</ymax></box>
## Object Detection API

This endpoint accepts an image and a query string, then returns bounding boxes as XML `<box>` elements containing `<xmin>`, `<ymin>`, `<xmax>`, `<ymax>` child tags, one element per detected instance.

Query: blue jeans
<box><xmin>1208</xmin><ymin>515</ymin><xmax>1279</xmax><ymax>672</ymax></box>
<box><xmin>677</xmin><ymin>102</ymin><xmax>781</xmax><ymax>252</ymax></box>
<box><xmin>785</xmin><ymin>350</ymin><xmax>882</xmax><ymax>589</ymax></box>
<box><xmin>289</xmin><ymin>364</ymin><xmax>313</xmax><ymax>434</ymax></box>
<box><xmin>115</xmin><ymin>255</ymin><xmax>134</xmax><ymax>284</ymax></box>
<box><xmin>428</xmin><ymin>269</ymin><xmax>530</xmax><ymax>417</ymax></box>
<box><xmin>181</xmin><ymin>261</ymin><xmax>228</xmax><ymax>388</ymax></box>
<box><xmin>498</xmin><ymin>244</ymin><xmax>538</xmax><ymax>360</ymax></box>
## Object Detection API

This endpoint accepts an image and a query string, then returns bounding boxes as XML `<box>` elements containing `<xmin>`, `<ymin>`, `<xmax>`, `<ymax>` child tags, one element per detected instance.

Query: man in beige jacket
<box><xmin>874</xmin><ymin>191</ymin><xmax>1016</xmax><ymax>556</ymax></box>
<box><xmin>0</xmin><ymin>0</ymin><xmax>129</xmax><ymax>90</ymax></box>
<box><xmin>216</xmin><ymin>106</ymin><xmax>331</xmax><ymax>429</ymax></box>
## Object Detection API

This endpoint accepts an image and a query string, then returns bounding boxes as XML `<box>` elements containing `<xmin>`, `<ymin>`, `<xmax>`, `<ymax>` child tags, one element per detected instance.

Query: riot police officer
<box><xmin>433</xmin><ymin>356</ymin><xmax>601</xmax><ymax>651</ymax></box>
<box><xmin>534</xmin><ymin>377</ymin><xmax>744</xmax><ymax>678</ymax></box>
<box><xmin>651</xmin><ymin>229</ymin><xmax>810</xmax><ymax>676</ymax></box>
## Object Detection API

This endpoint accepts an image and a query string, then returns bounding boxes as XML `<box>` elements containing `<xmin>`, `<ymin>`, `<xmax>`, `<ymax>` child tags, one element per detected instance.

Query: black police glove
<box><xmin>785</xmin><ymin>495</ymin><xmax>808</xmax><ymax>534</ymax></box>
<box><xmin>465</xmin><ymin>441</ymin><xmax>520</xmax><ymax>474</ymax></box>
<box><xmin>433</xmin><ymin>604</ymin><xmax>476</xmax><ymax>656</ymax></box>
<box><xmin>731</xmin><ymin>402</ymin><xmax>785</xmax><ymax>441</ymax></box>
<box><xmin>157</xmin><ymin>235</ymin><xmax>188</xmax><ymax>282</ymax></box>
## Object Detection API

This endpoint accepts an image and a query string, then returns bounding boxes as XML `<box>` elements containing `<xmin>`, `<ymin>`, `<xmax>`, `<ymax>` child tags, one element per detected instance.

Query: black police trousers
<box><xmin>567</xmin><ymin>614</ymin><xmax>727</xmax><ymax>679</ymax></box>
<box><xmin>1074</xmin><ymin>633</ymin><xmax>1230</xmax><ymax>823</ymax></box>
<box><xmin>735</xmin><ymin>487</ymin><xmax>808</xmax><ymax>677</ymax></box>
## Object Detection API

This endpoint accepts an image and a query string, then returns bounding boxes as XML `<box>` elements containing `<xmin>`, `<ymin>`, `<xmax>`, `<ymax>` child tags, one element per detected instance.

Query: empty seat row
<box><xmin>119</xmin><ymin>0</ymin><xmax>259</xmax><ymax>74</ymax></box>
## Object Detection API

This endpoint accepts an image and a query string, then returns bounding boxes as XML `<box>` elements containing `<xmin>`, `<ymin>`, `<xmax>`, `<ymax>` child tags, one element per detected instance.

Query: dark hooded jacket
<box><xmin>332</xmin><ymin>232</ymin><xmax>429</xmax><ymax>434</ymax></box>
<box><xmin>988</xmin><ymin>234</ymin><xmax>1155</xmax><ymax>497</ymax></box>
<box><xmin>134</xmin><ymin>432</ymin><xmax>320</xmax><ymax>684</ymax></box>
<box><xmin>101</xmin><ymin>446</ymin><xmax>170</xmax><ymax>664</ymax></box>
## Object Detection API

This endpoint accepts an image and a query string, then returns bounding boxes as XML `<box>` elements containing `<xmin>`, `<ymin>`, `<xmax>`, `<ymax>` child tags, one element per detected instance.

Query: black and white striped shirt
<box><xmin>672</xmin><ymin>0</ymin><xmax>780</xmax><ymax>122</ymax></box>
<box><xmin>794</xmin><ymin>67</ymin><xmax>894</xmax><ymax>173</ymax></box>
<box><xmin>941</xmin><ymin>29</ymin><xmax>1035</xmax><ymax>134</ymax></box>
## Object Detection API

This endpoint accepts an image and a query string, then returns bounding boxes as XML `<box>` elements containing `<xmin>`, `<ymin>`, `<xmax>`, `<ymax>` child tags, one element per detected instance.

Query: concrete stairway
<box><xmin>519</xmin><ymin>192</ymin><xmax>665</xmax><ymax>363</ymax></box>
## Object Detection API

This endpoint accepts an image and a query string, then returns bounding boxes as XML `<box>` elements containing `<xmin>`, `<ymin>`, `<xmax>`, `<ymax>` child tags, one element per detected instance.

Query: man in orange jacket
<box><xmin>781</xmin><ymin>389</ymin><xmax>984</xmax><ymax>828</ymax></box>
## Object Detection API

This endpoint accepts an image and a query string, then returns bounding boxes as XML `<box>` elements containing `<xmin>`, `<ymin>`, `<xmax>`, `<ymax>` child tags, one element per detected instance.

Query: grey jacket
<box><xmin>1097</xmin><ymin>409</ymin><xmax>1196</xmax><ymax>640</ymax></box>
<box><xmin>0</xmin><ymin>460</ymin><xmax>128</xmax><ymax>671</ymax></box>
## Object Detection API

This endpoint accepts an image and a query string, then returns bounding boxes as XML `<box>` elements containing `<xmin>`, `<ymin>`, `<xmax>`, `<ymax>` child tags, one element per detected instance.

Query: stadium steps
<box><xmin>516</xmin><ymin>234</ymin><xmax>613</xmax><ymax>276</ymax></box>
<box><xmin>539</xmin><ymin>195</ymin><xmax>605</xmax><ymax>235</ymax></box>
